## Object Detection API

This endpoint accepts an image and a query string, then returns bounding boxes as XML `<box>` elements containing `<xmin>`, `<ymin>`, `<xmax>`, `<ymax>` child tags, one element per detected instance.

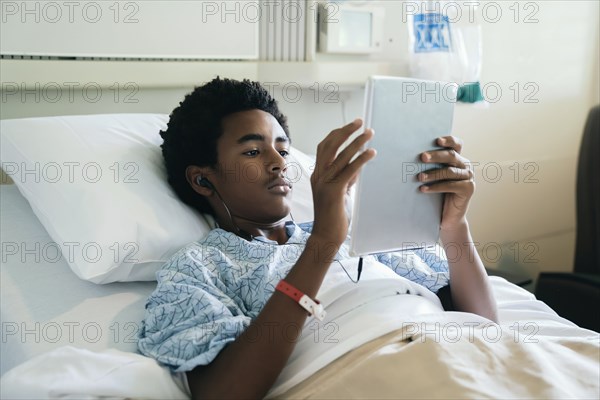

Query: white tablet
<box><xmin>349</xmin><ymin>76</ymin><xmax>457</xmax><ymax>256</ymax></box>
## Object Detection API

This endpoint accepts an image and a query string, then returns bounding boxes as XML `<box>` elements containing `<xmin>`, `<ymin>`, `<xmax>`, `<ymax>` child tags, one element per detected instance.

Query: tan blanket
<box><xmin>276</xmin><ymin>319</ymin><xmax>599</xmax><ymax>399</ymax></box>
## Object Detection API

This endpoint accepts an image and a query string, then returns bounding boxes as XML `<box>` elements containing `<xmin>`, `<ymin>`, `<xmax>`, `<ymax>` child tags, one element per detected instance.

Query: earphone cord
<box><xmin>211</xmin><ymin>185</ymin><xmax>248</xmax><ymax>239</ymax></box>
<box><xmin>339</xmin><ymin>257</ymin><xmax>363</xmax><ymax>283</ymax></box>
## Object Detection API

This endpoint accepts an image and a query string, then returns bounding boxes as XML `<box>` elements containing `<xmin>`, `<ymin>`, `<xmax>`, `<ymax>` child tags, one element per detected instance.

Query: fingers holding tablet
<box><xmin>311</xmin><ymin>118</ymin><xmax>377</xmax><ymax>196</ymax></box>
<box><xmin>311</xmin><ymin>119</ymin><xmax>377</xmax><ymax>247</ymax></box>
<box><xmin>436</xmin><ymin>135</ymin><xmax>464</xmax><ymax>154</ymax></box>
<box><xmin>330</xmin><ymin>128</ymin><xmax>375</xmax><ymax>180</ymax></box>
<box><xmin>418</xmin><ymin>166</ymin><xmax>474</xmax><ymax>184</ymax></box>
<box><xmin>421</xmin><ymin>148</ymin><xmax>468</xmax><ymax>168</ymax></box>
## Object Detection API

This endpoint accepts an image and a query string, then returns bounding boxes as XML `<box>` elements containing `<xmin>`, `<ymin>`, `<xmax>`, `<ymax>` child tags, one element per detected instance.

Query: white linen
<box><xmin>2</xmin><ymin>277</ymin><xmax>599</xmax><ymax>399</ymax></box>
<box><xmin>0</xmin><ymin>184</ymin><xmax>156</xmax><ymax>375</ymax></box>
<box><xmin>0</xmin><ymin>347</ymin><xmax>190</xmax><ymax>400</ymax></box>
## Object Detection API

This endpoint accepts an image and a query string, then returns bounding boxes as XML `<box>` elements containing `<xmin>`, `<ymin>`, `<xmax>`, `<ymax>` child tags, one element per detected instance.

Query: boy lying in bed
<box><xmin>138</xmin><ymin>77</ymin><xmax>498</xmax><ymax>399</ymax></box>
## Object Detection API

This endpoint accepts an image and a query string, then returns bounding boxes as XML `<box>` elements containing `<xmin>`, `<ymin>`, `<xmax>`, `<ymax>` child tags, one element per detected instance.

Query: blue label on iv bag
<box><xmin>414</xmin><ymin>13</ymin><xmax>451</xmax><ymax>53</ymax></box>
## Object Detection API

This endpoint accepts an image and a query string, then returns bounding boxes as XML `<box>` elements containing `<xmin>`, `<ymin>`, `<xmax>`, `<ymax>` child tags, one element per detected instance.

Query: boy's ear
<box><xmin>186</xmin><ymin>165</ymin><xmax>214</xmax><ymax>197</ymax></box>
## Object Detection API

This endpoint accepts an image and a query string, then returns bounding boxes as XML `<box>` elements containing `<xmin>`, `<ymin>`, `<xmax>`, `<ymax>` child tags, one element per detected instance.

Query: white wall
<box><xmin>1</xmin><ymin>1</ymin><xmax>598</xmax><ymax>282</ymax></box>
<box><xmin>450</xmin><ymin>0</ymin><xmax>599</xmax><ymax>279</ymax></box>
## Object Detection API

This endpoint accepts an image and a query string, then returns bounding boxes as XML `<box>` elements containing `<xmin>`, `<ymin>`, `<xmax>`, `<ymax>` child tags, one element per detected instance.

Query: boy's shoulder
<box><xmin>160</xmin><ymin>228</ymin><xmax>228</xmax><ymax>270</ymax></box>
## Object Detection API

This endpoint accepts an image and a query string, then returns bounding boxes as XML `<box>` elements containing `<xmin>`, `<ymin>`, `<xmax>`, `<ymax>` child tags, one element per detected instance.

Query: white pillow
<box><xmin>0</xmin><ymin>114</ymin><xmax>315</xmax><ymax>283</ymax></box>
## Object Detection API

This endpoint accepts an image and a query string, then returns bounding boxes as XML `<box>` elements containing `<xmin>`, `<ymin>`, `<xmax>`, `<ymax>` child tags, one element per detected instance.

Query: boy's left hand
<box><xmin>419</xmin><ymin>136</ymin><xmax>474</xmax><ymax>231</ymax></box>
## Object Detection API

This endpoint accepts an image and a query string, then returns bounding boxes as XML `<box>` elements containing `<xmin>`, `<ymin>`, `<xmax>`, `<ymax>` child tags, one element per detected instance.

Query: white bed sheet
<box><xmin>0</xmin><ymin>184</ymin><xmax>156</xmax><ymax>375</ymax></box>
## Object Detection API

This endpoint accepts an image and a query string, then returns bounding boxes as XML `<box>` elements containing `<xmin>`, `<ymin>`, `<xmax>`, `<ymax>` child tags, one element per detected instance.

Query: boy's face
<box><xmin>207</xmin><ymin>109</ymin><xmax>292</xmax><ymax>224</ymax></box>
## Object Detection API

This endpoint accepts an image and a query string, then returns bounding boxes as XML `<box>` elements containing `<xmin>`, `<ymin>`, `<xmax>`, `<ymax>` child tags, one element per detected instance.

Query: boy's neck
<box><xmin>217</xmin><ymin>216</ymin><xmax>291</xmax><ymax>245</ymax></box>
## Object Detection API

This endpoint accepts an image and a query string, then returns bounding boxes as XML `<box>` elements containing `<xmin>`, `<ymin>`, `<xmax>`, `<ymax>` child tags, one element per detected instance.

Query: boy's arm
<box><xmin>186</xmin><ymin>235</ymin><xmax>335</xmax><ymax>399</ymax></box>
<box><xmin>419</xmin><ymin>136</ymin><xmax>498</xmax><ymax>323</ymax></box>
<box><xmin>440</xmin><ymin>221</ymin><xmax>498</xmax><ymax>322</ymax></box>
<box><xmin>187</xmin><ymin>119</ymin><xmax>375</xmax><ymax>399</ymax></box>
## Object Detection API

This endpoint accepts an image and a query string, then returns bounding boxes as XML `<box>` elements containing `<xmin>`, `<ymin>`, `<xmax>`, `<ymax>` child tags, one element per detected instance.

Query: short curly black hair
<box><xmin>160</xmin><ymin>76</ymin><xmax>290</xmax><ymax>216</ymax></box>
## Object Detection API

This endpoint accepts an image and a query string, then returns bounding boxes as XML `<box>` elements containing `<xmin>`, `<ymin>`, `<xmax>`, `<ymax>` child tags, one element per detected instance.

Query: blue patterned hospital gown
<box><xmin>138</xmin><ymin>221</ymin><xmax>450</xmax><ymax>372</ymax></box>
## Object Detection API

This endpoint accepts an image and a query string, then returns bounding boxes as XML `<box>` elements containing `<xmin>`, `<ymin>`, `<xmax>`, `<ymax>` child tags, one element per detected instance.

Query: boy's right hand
<box><xmin>310</xmin><ymin>119</ymin><xmax>376</xmax><ymax>251</ymax></box>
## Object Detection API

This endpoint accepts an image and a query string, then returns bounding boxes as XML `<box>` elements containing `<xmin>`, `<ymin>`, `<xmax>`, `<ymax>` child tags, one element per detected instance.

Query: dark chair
<box><xmin>535</xmin><ymin>105</ymin><xmax>600</xmax><ymax>332</ymax></box>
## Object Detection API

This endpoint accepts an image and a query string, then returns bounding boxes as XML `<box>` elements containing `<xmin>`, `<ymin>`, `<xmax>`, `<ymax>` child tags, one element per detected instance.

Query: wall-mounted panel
<box><xmin>0</xmin><ymin>0</ymin><xmax>259</xmax><ymax>59</ymax></box>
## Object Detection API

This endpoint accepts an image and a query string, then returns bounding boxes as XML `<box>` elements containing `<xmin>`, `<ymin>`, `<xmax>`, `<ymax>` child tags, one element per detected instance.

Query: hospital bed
<box><xmin>1</xmin><ymin>114</ymin><xmax>598</xmax><ymax>399</ymax></box>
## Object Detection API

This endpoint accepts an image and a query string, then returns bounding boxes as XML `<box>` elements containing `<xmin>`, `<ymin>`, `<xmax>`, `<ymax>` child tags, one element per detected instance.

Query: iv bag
<box><xmin>408</xmin><ymin>1</ymin><xmax>484</xmax><ymax>103</ymax></box>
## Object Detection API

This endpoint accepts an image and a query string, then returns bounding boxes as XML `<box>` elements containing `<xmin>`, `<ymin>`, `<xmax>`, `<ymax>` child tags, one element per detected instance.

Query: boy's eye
<box><xmin>279</xmin><ymin>150</ymin><xmax>289</xmax><ymax>158</ymax></box>
<box><xmin>244</xmin><ymin>150</ymin><xmax>259</xmax><ymax>156</ymax></box>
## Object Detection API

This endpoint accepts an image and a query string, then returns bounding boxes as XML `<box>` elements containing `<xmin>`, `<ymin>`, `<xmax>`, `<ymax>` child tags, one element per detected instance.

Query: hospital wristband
<box><xmin>275</xmin><ymin>280</ymin><xmax>326</xmax><ymax>321</ymax></box>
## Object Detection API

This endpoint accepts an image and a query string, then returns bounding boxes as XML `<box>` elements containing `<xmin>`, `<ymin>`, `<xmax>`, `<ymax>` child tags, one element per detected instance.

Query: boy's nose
<box><xmin>268</xmin><ymin>151</ymin><xmax>287</xmax><ymax>173</ymax></box>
